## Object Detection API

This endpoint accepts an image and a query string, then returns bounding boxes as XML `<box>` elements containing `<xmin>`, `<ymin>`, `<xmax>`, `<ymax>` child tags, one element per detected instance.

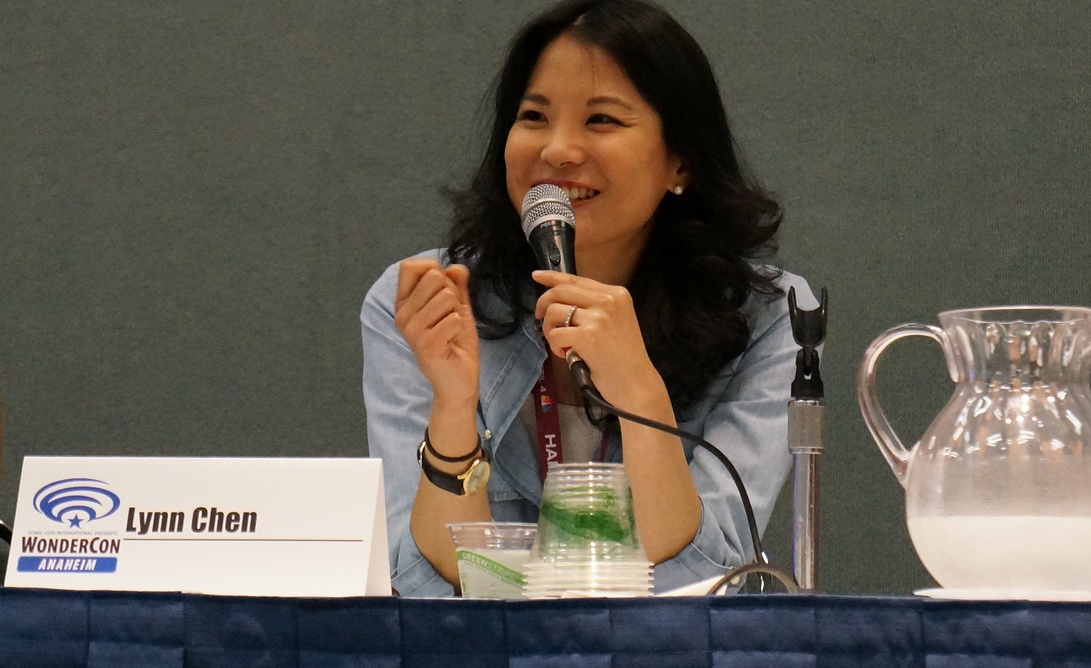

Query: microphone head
<box><xmin>520</xmin><ymin>184</ymin><xmax>575</xmax><ymax>241</ymax></box>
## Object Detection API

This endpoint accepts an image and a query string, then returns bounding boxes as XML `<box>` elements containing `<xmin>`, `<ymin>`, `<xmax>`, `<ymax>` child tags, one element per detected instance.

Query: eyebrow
<box><xmin>588</xmin><ymin>95</ymin><xmax>635</xmax><ymax>111</ymax></box>
<box><xmin>519</xmin><ymin>93</ymin><xmax>637</xmax><ymax>112</ymax></box>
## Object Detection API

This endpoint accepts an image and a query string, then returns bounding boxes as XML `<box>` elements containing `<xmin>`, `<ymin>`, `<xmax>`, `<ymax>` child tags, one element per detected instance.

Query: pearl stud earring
<box><xmin>673</xmin><ymin>186</ymin><xmax>684</xmax><ymax>195</ymax></box>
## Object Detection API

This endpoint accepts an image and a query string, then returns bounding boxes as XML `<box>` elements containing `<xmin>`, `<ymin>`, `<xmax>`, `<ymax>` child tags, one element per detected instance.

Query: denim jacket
<box><xmin>361</xmin><ymin>250</ymin><xmax>817</xmax><ymax>597</ymax></box>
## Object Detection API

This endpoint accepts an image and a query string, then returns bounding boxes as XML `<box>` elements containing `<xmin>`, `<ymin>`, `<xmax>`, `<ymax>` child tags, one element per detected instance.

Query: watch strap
<box><xmin>423</xmin><ymin>428</ymin><xmax>482</xmax><ymax>463</ymax></box>
<box><xmin>417</xmin><ymin>438</ymin><xmax>490</xmax><ymax>496</ymax></box>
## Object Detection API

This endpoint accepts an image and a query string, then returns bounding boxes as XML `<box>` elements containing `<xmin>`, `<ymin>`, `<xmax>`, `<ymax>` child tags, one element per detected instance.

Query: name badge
<box><xmin>5</xmin><ymin>457</ymin><xmax>390</xmax><ymax>597</ymax></box>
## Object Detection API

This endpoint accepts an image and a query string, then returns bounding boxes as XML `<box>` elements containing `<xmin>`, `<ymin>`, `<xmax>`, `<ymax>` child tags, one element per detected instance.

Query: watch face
<box><xmin>464</xmin><ymin>460</ymin><xmax>491</xmax><ymax>494</ymax></box>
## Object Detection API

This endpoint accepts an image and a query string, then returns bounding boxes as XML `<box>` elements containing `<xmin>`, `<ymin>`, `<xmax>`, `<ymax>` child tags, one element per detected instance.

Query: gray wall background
<box><xmin>1</xmin><ymin>1</ymin><xmax>1088</xmax><ymax>594</ymax></box>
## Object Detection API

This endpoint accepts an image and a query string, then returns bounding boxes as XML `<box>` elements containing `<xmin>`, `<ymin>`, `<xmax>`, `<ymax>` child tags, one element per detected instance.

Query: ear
<box><xmin>666</xmin><ymin>157</ymin><xmax>691</xmax><ymax>193</ymax></box>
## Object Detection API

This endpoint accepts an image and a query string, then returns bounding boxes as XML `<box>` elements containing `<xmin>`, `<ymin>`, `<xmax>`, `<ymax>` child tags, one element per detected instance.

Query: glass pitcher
<box><xmin>858</xmin><ymin>306</ymin><xmax>1091</xmax><ymax>592</ymax></box>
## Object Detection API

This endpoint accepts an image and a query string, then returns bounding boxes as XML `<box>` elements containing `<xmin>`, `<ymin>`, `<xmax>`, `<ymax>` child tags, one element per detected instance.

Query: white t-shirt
<box><xmin>517</xmin><ymin>394</ymin><xmax>603</xmax><ymax>463</ymax></box>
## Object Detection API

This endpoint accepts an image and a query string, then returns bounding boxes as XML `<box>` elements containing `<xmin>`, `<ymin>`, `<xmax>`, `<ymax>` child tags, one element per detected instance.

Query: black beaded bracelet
<box><xmin>422</xmin><ymin>428</ymin><xmax>481</xmax><ymax>463</ymax></box>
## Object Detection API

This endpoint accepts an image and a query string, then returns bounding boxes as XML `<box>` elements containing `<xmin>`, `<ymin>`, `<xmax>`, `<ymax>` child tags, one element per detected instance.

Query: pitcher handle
<box><xmin>856</xmin><ymin>323</ymin><xmax>960</xmax><ymax>488</ymax></box>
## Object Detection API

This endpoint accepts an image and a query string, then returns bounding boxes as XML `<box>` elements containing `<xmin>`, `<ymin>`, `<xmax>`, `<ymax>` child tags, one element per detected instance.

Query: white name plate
<box><xmin>5</xmin><ymin>457</ymin><xmax>390</xmax><ymax>597</ymax></box>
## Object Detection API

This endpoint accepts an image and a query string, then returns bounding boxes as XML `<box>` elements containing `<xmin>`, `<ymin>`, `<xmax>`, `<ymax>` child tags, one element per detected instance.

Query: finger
<box><xmin>442</xmin><ymin>264</ymin><xmax>481</xmax><ymax>348</ymax></box>
<box><xmin>396</xmin><ymin>268</ymin><xmax>455</xmax><ymax>330</ymax></box>
<box><xmin>402</xmin><ymin>285</ymin><xmax>463</xmax><ymax>341</ymax></box>
<box><xmin>396</xmin><ymin>258</ymin><xmax>444</xmax><ymax>304</ymax></box>
<box><xmin>396</xmin><ymin>268</ymin><xmax>451</xmax><ymax>322</ymax></box>
<box><xmin>531</xmin><ymin>268</ymin><xmax>616</xmax><ymax>293</ymax></box>
<box><xmin>542</xmin><ymin>321</ymin><xmax>579</xmax><ymax>359</ymax></box>
<box><xmin>534</xmin><ymin>282</ymin><xmax>605</xmax><ymax>320</ymax></box>
<box><xmin>446</xmin><ymin>264</ymin><xmax>472</xmax><ymax>307</ymax></box>
<box><xmin>416</xmin><ymin>310</ymin><xmax>468</xmax><ymax>359</ymax></box>
<box><xmin>531</xmin><ymin>269</ymin><xmax>583</xmax><ymax>288</ymax></box>
<box><xmin>545</xmin><ymin>282</ymin><xmax>635</xmax><ymax>322</ymax></box>
<box><xmin>541</xmin><ymin>304</ymin><xmax>609</xmax><ymax>359</ymax></box>
<box><xmin>541</xmin><ymin>302</ymin><xmax>579</xmax><ymax>334</ymax></box>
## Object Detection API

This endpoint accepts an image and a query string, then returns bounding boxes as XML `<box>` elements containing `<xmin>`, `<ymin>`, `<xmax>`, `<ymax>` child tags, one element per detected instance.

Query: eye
<box><xmin>587</xmin><ymin>113</ymin><xmax>622</xmax><ymax>126</ymax></box>
<box><xmin>516</xmin><ymin>108</ymin><xmax>546</xmax><ymax>123</ymax></box>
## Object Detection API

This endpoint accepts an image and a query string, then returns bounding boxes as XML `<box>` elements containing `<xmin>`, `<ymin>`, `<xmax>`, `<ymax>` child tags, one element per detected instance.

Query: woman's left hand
<box><xmin>535</xmin><ymin>270</ymin><xmax>698</xmax><ymax>565</ymax></box>
<box><xmin>533</xmin><ymin>270</ymin><xmax>668</xmax><ymax>413</ymax></box>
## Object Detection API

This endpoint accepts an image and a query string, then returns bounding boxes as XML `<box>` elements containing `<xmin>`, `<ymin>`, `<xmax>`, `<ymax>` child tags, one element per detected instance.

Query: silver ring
<box><xmin>563</xmin><ymin>305</ymin><xmax>577</xmax><ymax>328</ymax></box>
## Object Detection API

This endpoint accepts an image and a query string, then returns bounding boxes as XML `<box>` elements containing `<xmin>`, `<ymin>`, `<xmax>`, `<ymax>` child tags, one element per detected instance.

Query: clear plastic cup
<box><xmin>524</xmin><ymin>463</ymin><xmax>652</xmax><ymax>598</ymax></box>
<box><xmin>447</xmin><ymin>522</ymin><xmax>537</xmax><ymax>599</ymax></box>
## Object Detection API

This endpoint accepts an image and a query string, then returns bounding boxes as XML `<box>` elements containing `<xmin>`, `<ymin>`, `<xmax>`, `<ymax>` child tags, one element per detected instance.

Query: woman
<box><xmin>362</xmin><ymin>0</ymin><xmax>816</xmax><ymax>597</ymax></box>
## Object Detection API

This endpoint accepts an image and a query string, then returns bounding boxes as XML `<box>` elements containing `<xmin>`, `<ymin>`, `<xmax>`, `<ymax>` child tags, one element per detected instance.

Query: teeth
<box><xmin>561</xmin><ymin>186</ymin><xmax>597</xmax><ymax>201</ymax></box>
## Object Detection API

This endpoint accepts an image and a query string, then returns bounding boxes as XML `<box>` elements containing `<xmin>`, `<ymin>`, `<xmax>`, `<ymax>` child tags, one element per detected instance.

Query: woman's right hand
<box><xmin>394</xmin><ymin>258</ymin><xmax>480</xmax><ymax>413</ymax></box>
<box><xmin>397</xmin><ymin>258</ymin><xmax>490</xmax><ymax>588</ymax></box>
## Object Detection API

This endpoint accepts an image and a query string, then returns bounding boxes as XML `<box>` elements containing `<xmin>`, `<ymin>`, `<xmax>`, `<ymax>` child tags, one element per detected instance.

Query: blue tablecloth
<box><xmin>1</xmin><ymin>588</ymin><xmax>1089</xmax><ymax>667</ymax></box>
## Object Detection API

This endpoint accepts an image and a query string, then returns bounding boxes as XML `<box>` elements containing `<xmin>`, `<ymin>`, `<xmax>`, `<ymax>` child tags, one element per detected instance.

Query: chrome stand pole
<box><xmin>786</xmin><ymin>287</ymin><xmax>828</xmax><ymax>592</ymax></box>
<box><xmin>788</xmin><ymin>398</ymin><xmax>825</xmax><ymax>591</ymax></box>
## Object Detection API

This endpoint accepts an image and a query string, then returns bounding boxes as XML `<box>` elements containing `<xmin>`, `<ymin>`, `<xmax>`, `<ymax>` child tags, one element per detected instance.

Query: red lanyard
<box><xmin>531</xmin><ymin>359</ymin><xmax>609</xmax><ymax>482</ymax></box>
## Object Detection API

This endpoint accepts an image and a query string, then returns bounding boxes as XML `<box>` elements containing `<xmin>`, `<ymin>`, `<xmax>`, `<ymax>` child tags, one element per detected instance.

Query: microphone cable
<box><xmin>567</xmin><ymin>351</ymin><xmax>797</xmax><ymax>593</ymax></box>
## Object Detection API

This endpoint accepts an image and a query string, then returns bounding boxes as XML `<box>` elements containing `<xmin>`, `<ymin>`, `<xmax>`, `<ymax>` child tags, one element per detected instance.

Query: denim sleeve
<box><xmin>652</xmin><ymin>272</ymin><xmax>817</xmax><ymax>593</ymax></box>
<box><xmin>361</xmin><ymin>252</ymin><xmax>456</xmax><ymax>598</ymax></box>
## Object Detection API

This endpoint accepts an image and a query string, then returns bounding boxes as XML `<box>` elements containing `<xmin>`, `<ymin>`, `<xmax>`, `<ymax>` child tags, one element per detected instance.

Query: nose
<box><xmin>539</xmin><ymin>125</ymin><xmax>585</xmax><ymax>168</ymax></box>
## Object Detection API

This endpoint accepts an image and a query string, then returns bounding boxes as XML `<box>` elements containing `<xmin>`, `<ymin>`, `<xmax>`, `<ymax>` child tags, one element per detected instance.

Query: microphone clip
<box><xmin>788</xmin><ymin>287</ymin><xmax>828</xmax><ymax>400</ymax></box>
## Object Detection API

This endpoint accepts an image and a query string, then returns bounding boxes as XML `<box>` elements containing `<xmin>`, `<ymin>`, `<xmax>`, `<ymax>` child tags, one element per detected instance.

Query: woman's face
<box><xmin>505</xmin><ymin>34</ymin><xmax>684</xmax><ymax>275</ymax></box>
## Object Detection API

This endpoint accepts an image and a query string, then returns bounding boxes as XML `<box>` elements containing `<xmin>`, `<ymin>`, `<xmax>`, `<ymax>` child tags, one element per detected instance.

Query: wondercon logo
<box><xmin>33</xmin><ymin>478</ymin><xmax>121</xmax><ymax>528</ymax></box>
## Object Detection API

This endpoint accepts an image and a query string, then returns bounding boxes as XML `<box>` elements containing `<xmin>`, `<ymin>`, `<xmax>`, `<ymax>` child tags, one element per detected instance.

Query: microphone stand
<box><xmin>787</xmin><ymin>287</ymin><xmax>828</xmax><ymax>591</ymax></box>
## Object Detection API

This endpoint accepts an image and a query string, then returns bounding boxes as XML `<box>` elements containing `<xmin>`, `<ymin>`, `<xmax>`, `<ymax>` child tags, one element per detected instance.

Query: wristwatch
<box><xmin>417</xmin><ymin>436</ymin><xmax>491</xmax><ymax>496</ymax></box>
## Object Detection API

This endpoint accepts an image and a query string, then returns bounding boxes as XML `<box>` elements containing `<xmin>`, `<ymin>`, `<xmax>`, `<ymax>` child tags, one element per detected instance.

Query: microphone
<box><xmin>521</xmin><ymin>183</ymin><xmax>577</xmax><ymax>275</ymax></box>
<box><xmin>520</xmin><ymin>184</ymin><xmax>597</xmax><ymax>397</ymax></box>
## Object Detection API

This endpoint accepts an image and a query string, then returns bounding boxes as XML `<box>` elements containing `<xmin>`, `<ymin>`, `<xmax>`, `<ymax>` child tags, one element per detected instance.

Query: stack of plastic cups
<box><xmin>523</xmin><ymin>463</ymin><xmax>653</xmax><ymax>598</ymax></box>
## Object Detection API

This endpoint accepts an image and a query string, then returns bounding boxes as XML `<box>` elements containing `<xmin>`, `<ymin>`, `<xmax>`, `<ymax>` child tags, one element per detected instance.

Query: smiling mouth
<box><xmin>559</xmin><ymin>186</ymin><xmax>600</xmax><ymax>202</ymax></box>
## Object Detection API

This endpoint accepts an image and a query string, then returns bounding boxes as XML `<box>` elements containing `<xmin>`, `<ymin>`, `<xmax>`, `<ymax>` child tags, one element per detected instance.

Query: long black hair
<box><xmin>448</xmin><ymin>0</ymin><xmax>783</xmax><ymax>417</ymax></box>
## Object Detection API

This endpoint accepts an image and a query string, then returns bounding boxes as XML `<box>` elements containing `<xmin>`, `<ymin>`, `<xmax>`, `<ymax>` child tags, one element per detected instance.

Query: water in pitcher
<box><xmin>908</xmin><ymin>515</ymin><xmax>1091</xmax><ymax>591</ymax></box>
<box><xmin>860</xmin><ymin>307</ymin><xmax>1091</xmax><ymax>592</ymax></box>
